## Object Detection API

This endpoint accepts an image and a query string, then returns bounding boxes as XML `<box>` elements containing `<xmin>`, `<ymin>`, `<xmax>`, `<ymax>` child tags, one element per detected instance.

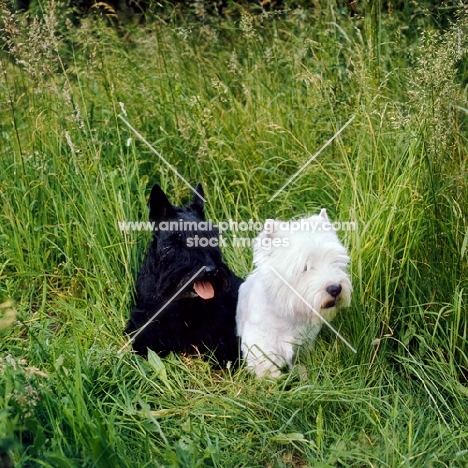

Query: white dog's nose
<box><xmin>326</xmin><ymin>284</ymin><xmax>342</xmax><ymax>298</ymax></box>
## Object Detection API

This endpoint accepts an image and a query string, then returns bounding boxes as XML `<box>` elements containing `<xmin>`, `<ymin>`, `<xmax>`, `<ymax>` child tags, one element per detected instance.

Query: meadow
<box><xmin>0</xmin><ymin>1</ymin><xmax>467</xmax><ymax>466</ymax></box>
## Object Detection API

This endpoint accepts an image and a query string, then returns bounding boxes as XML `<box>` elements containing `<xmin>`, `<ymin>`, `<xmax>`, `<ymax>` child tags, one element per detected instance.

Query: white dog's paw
<box><xmin>248</xmin><ymin>358</ymin><xmax>283</xmax><ymax>378</ymax></box>
<box><xmin>244</xmin><ymin>344</ymin><xmax>290</xmax><ymax>378</ymax></box>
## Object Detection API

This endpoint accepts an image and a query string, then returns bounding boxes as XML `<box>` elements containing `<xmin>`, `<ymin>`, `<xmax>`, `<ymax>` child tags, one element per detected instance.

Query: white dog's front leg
<box><xmin>237</xmin><ymin>275</ymin><xmax>297</xmax><ymax>378</ymax></box>
<box><xmin>244</xmin><ymin>344</ymin><xmax>283</xmax><ymax>378</ymax></box>
<box><xmin>243</xmin><ymin>338</ymin><xmax>295</xmax><ymax>378</ymax></box>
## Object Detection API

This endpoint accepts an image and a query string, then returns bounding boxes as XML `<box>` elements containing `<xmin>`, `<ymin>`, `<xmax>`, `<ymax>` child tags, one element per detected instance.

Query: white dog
<box><xmin>236</xmin><ymin>209</ymin><xmax>352</xmax><ymax>378</ymax></box>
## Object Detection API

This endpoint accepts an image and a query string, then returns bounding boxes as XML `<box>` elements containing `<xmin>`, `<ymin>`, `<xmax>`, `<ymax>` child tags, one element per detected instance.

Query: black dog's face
<box><xmin>147</xmin><ymin>183</ymin><xmax>231</xmax><ymax>300</ymax></box>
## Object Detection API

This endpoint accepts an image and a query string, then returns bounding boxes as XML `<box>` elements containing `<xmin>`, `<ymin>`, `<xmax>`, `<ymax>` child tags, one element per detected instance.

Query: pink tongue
<box><xmin>194</xmin><ymin>281</ymin><xmax>215</xmax><ymax>299</ymax></box>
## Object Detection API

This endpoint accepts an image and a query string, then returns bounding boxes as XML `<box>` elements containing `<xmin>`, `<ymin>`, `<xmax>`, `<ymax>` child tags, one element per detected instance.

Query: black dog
<box><xmin>125</xmin><ymin>183</ymin><xmax>243</xmax><ymax>367</ymax></box>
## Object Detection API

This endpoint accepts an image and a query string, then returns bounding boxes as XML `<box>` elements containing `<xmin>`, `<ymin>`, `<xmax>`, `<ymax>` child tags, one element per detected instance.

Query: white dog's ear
<box><xmin>319</xmin><ymin>208</ymin><xmax>329</xmax><ymax>221</ymax></box>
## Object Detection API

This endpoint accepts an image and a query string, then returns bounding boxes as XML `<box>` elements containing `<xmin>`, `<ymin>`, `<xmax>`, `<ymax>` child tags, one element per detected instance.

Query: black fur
<box><xmin>125</xmin><ymin>183</ymin><xmax>242</xmax><ymax>367</ymax></box>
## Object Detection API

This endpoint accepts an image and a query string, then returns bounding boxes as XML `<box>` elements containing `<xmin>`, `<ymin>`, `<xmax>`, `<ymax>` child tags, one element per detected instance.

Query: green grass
<box><xmin>1</xmin><ymin>2</ymin><xmax>467</xmax><ymax>466</ymax></box>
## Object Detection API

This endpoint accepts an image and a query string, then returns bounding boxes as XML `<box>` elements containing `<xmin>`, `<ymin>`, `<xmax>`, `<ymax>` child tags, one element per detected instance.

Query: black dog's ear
<box><xmin>148</xmin><ymin>184</ymin><xmax>175</xmax><ymax>221</ymax></box>
<box><xmin>191</xmin><ymin>183</ymin><xmax>205</xmax><ymax>215</ymax></box>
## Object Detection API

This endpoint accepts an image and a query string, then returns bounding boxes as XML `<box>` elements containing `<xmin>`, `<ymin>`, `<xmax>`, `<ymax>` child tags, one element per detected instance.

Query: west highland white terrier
<box><xmin>236</xmin><ymin>209</ymin><xmax>352</xmax><ymax>378</ymax></box>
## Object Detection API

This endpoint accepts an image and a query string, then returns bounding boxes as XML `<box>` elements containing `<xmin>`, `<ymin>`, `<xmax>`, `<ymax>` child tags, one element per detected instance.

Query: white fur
<box><xmin>236</xmin><ymin>209</ymin><xmax>352</xmax><ymax>378</ymax></box>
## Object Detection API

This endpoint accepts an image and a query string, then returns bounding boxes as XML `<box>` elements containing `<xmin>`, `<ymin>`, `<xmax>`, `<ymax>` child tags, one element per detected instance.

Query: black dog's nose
<box><xmin>326</xmin><ymin>284</ymin><xmax>342</xmax><ymax>298</ymax></box>
<box><xmin>204</xmin><ymin>265</ymin><xmax>217</xmax><ymax>274</ymax></box>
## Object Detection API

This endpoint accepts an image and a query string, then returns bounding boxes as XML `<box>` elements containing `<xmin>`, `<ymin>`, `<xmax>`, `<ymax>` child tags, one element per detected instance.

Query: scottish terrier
<box><xmin>125</xmin><ymin>183</ymin><xmax>242</xmax><ymax>367</ymax></box>
<box><xmin>236</xmin><ymin>209</ymin><xmax>352</xmax><ymax>377</ymax></box>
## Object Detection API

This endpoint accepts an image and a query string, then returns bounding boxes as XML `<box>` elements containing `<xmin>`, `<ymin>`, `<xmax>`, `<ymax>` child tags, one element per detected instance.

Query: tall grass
<box><xmin>1</xmin><ymin>2</ymin><xmax>467</xmax><ymax>466</ymax></box>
